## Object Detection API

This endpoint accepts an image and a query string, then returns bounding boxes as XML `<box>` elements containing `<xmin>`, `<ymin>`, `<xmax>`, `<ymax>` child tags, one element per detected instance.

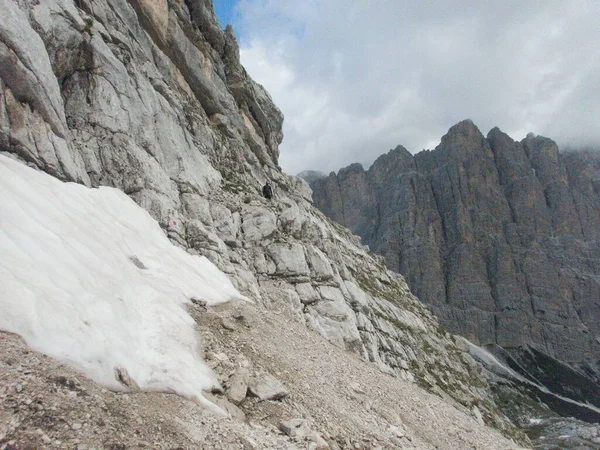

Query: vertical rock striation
<box><xmin>311</xmin><ymin>120</ymin><xmax>600</xmax><ymax>389</ymax></box>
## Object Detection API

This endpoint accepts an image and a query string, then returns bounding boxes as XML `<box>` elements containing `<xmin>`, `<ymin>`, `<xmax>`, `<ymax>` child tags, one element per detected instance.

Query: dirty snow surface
<box><xmin>0</xmin><ymin>155</ymin><xmax>244</xmax><ymax>402</ymax></box>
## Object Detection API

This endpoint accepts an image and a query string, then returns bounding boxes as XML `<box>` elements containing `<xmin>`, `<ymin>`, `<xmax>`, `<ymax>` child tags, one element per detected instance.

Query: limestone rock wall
<box><xmin>0</xmin><ymin>0</ymin><xmax>518</xmax><ymax>434</ymax></box>
<box><xmin>311</xmin><ymin>120</ymin><xmax>600</xmax><ymax>384</ymax></box>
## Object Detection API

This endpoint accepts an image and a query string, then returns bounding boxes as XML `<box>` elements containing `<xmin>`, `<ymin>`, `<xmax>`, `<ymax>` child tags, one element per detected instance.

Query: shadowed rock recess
<box><xmin>0</xmin><ymin>0</ymin><xmax>533</xmax><ymax>448</ymax></box>
<box><xmin>310</xmin><ymin>120</ymin><xmax>600</xmax><ymax>409</ymax></box>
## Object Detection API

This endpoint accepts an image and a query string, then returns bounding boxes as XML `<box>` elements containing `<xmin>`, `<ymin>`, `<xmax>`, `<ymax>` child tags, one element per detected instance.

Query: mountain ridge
<box><xmin>310</xmin><ymin>120</ymin><xmax>600</xmax><ymax>400</ymax></box>
<box><xmin>0</xmin><ymin>1</ymin><xmax>531</xmax><ymax>447</ymax></box>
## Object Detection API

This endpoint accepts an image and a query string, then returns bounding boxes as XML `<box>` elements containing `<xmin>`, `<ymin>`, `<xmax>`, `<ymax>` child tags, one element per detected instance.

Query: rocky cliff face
<box><xmin>311</xmin><ymin>120</ymin><xmax>600</xmax><ymax>398</ymax></box>
<box><xmin>0</xmin><ymin>1</ymin><xmax>527</xmax><ymax>447</ymax></box>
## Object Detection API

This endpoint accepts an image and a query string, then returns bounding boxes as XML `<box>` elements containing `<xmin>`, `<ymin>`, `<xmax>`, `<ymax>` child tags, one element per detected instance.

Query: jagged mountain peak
<box><xmin>311</xmin><ymin>122</ymin><xmax>600</xmax><ymax>420</ymax></box>
<box><xmin>487</xmin><ymin>126</ymin><xmax>515</xmax><ymax>144</ymax></box>
<box><xmin>372</xmin><ymin>144</ymin><xmax>413</xmax><ymax>165</ymax></box>
<box><xmin>438</xmin><ymin>118</ymin><xmax>485</xmax><ymax>150</ymax></box>
<box><xmin>369</xmin><ymin>145</ymin><xmax>416</xmax><ymax>180</ymax></box>
<box><xmin>522</xmin><ymin>132</ymin><xmax>561</xmax><ymax>163</ymax></box>
<box><xmin>339</xmin><ymin>162</ymin><xmax>366</xmax><ymax>175</ymax></box>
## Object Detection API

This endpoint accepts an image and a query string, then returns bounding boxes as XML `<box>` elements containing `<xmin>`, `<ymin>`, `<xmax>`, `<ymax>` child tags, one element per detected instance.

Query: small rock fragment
<box><xmin>327</xmin><ymin>439</ymin><xmax>342</xmax><ymax>450</ymax></box>
<box><xmin>129</xmin><ymin>255</ymin><xmax>146</xmax><ymax>269</ymax></box>
<box><xmin>227</xmin><ymin>367</ymin><xmax>249</xmax><ymax>405</ymax></box>
<box><xmin>248</xmin><ymin>374</ymin><xmax>288</xmax><ymax>401</ymax></box>
<box><xmin>114</xmin><ymin>367</ymin><xmax>139</xmax><ymax>390</ymax></box>
<box><xmin>349</xmin><ymin>382</ymin><xmax>365</xmax><ymax>394</ymax></box>
<box><xmin>472</xmin><ymin>405</ymin><xmax>484</xmax><ymax>426</ymax></box>
<box><xmin>240</xmin><ymin>436</ymin><xmax>258</xmax><ymax>450</ymax></box>
<box><xmin>190</xmin><ymin>297</ymin><xmax>207</xmax><ymax>307</ymax></box>
<box><xmin>279</xmin><ymin>418</ymin><xmax>310</xmax><ymax>439</ymax></box>
<box><xmin>212</xmin><ymin>352</ymin><xmax>230</xmax><ymax>363</ymax></box>
<box><xmin>204</xmin><ymin>393</ymin><xmax>246</xmax><ymax>421</ymax></box>
<box><xmin>388</xmin><ymin>425</ymin><xmax>405</xmax><ymax>438</ymax></box>
<box><xmin>220</xmin><ymin>317</ymin><xmax>237</xmax><ymax>331</ymax></box>
<box><xmin>211</xmin><ymin>383</ymin><xmax>225</xmax><ymax>394</ymax></box>
<box><xmin>307</xmin><ymin>431</ymin><xmax>330</xmax><ymax>449</ymax></box>
<box><xmin>233</xmin><ymin>312</ymin><xmax>248</xmax><ymax>326</ymax></box>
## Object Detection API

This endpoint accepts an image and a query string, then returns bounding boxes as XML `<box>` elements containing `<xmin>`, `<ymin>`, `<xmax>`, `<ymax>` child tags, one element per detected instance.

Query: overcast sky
<box><xmin>216</xmin><ymin>0</ymin><xmax>600</xmax><ymax>175</ymax></box>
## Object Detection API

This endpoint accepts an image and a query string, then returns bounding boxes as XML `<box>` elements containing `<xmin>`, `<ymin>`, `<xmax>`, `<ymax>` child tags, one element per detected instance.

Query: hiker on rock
<box><xmin>262</xmin><ymin>182</ymin><xmax>273</xmax><ymax>200</ymax></box>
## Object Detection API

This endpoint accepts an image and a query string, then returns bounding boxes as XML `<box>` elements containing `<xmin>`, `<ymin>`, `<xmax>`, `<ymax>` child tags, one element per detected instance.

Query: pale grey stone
<box><xmin>356</xmin><ymin>312</ymin><xmax>374</xmax><ymax>332</ymax></box>
<box><xmin>239</xmin><ymin>436</ymin><xmax>258</xmax><ymax>450</ymax></box>
<box><xmin>186</xmin><ymin>219</ymin><xmax>228</xmax><ymax>253</ymax></box>
<box><xmin>267</xmin><ymin>243</ymin><xmax>310</xmax><ymax>278</ymax></box>
<box><xmin>211</xmin><ymin>204</ymin><xmax>240</xmax><ymax>245</ymax></box>
<box><xmin>248</xmin><ymin>374</ymin><xmax>288</xmax><ymax>401</ymax></box>
<box><xmin>227</xmin><ymin>367</ymin><xmax>249</xmax><ymax>405</ymax></box>
<box><xmin>316</xmin><ymin>286</ymin><xmax>345</xmax><ymax>303</ymax></box>
<box><xmin>304</xmin><ymin>306</ymin><xmax>362</xmax><ymax>352</ymax></box>
<box><xmin>241</xmin><ymin>208</ymin><xmax>277</xmax><ymax>242</ymax></box>
<box><xmin>204</xmin><ymin>392</ymin><xmax>246</xmax><ymax>422</ymax></box>
<box><xmin>0</xmin><ymin>1</ymin><xmax>67</xmax><ymax>138</ymax></box>
<box><xmin>279</xmin><ymin>203</ymin><xmax>305</xmax><ymax>236</ymax></box>
<box><xmin>220</xmin><ymin>317</ymin><xmax>237</xmax><ymax>331</ymax></box>
<box><xmin>181</xmin><ymin>193</ymin><xmax>213</xmax><ymax>226</ymax></box>
<box><xmin>472</xmin><ymin>406</ymin><xmax>485</xmax><ymax>426</ymax></box>
<box><xmin>305</xmin><ymin>245</ymin><xmax>334</xmax><ymax>281</ymax></box>
<box><xmin>295</xmin><ymin>283</ymin><xmax>321</xmax><ymax>305</ymax></box>
<box><xmin>279</xmin><ymin>418</ymin><xmax>311</xmax><ymax>439</ymax></box>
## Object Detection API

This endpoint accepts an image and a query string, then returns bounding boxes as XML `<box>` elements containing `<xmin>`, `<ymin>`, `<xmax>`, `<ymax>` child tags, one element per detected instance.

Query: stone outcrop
<box><xmin>310</xmin><ymin>120</ymin><xmax>600</xmax><ymax>391</ymax></box>
<box><xmin>0</xmin><ymin>0</ymin><xmax>528</xmax><ymax>444</ymax></box>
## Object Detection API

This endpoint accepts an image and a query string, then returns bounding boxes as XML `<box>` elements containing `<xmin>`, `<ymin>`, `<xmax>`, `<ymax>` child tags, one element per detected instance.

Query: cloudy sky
<box><xmin>214</xmin><ymin>0</ymin><xmax>600</xmax><ymax>175</ymax></box>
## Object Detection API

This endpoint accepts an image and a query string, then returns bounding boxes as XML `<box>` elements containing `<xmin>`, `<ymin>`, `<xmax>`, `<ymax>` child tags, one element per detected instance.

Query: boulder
<box><xmin>227</xmin><ymin>367</ymin><xmax>249</xmax><ymax>405</ymax></box>
<box><xmin>280</xmin><ymin>419</ymin><xmax>329</xmax><ymax>448</ymax></box>
<box><xmin>248</xmin><ymin>374</ymin><xmax>288</xmax><ymax>401</ymax></box>
<box><xmin>279</xmin><ymin>418</ymin><xmax>311</xmax><ymax>439</ymax></box>
<box><xmin>204</xmin><ymin>392</ymin><xmax>246</xmax><ymax>422</ymax></box>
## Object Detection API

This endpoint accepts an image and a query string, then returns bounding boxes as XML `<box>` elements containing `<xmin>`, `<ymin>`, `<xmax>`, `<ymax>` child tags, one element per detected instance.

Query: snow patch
<box><xmin>468</xmin><ymin>341</ymin><xmax>524</xmax><ymax>380</ymax></box>
<box><xmin>0</xmin><ymin>155</ymin><xmax>245</xmax><ymax>404</ymax></box>
<box><xmin>467</xmin><ymin>339</ymin><xmax>600</xmax><ymax>416</ymax></box>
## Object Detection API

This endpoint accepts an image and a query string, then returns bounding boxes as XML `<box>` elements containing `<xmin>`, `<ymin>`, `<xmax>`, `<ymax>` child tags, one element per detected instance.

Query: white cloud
<box><xmin>235</xmin><ymin>0</ymin><xmax>600</xmax><ymax>174</ymax></box>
